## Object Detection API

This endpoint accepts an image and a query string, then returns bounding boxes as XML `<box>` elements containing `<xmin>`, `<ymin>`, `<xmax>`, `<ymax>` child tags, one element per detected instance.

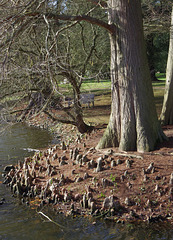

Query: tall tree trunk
<box><xmin>160</xmin><ymin>5</ymin><xmax>173</xmax><ymax>125</ymax></box>
<box><xmin>97</xmin><ymin>0</ymin><xmax>166</xmax><ymax>152</ymax></box>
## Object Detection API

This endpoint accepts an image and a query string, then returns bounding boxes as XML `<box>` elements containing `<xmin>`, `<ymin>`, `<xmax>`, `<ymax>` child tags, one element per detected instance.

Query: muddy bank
<box><xmin>2</xmin><ymin>126</ymin><xmax>173</xmax><ymax>224</ymax></box>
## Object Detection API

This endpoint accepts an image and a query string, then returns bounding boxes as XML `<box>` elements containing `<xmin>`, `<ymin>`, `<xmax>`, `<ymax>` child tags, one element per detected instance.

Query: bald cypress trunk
<box><xmin>160</xmin><ymin>5</ymin><xmax>173</xmax><ymax>125</ymax></box>
<box><xmin>97</xmin><ymin>0</ymin><xmax>166</xmax><ymax>152</ymax></box>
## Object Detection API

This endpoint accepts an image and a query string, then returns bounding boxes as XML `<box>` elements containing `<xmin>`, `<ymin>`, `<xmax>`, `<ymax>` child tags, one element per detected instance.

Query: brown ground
<box><xmin>9</xmin><ymin>94</ymin><xmax>173</xmax><ymax>223</ymax></box>
<box><xmin>11</xmin><ymin>119</ymin><xmax>173</xmax><ymax>224</ymax></box>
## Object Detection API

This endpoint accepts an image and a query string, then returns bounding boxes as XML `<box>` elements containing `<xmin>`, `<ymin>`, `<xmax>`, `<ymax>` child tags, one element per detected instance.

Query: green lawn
<box><xmin>60</xmin><ymin>73</ymin><xmax>166</xmax><ymax>96</ymax></box>
<box><xmin>152</xmin><ymin>73</ymin><xmax>166</xmax><ymax>87</ymax></box>
<box><xmin>59</xmin><ymin>79</ymin><xmax>111</xmax><ymax>96</ymax></box>
<box><xmin>81</xmin><ymin>81</ymin><xmax>111</xmax><ymax>93</ymax></box>
<box><xmin>82</xmin><ymin>73</ymin><xmax>166</xmax><ymax>125</ymax></box>
<box><xmin>1</xmin><ymin>73</ymin><xmax>167</xmax><ymax>127</ymax></box>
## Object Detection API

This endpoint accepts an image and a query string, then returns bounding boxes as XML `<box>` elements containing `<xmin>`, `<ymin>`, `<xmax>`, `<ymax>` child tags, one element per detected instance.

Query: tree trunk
<box><xmin>61</xmin><ymin>71</ymin><xmax>93</xmax><ymax>133</ymax></box>
<box><xmin>75</xmin><ymin>113</ymin><xmax>94</xmax><ymax>133</ymax></box>
<box><xmin>160</xmin><ymin>5</ymin><xmax>173</xmax><ymax>125</ymax></box>
<box><xmin>97</xmin><ymin>0</ymin><xmax>166</xmax><ymax>152</ymax></box>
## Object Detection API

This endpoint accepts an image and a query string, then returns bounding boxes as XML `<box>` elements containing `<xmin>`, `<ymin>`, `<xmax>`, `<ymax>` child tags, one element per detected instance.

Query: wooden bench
<box><xmin>64</xmin><ymin>94</ymin><xmax>95</xmax><ymax>108</ymax></box>
<box><xmin>79</xmin><ymin>94</ymin><xmax>95</xmax><ymax>107</ymax></box>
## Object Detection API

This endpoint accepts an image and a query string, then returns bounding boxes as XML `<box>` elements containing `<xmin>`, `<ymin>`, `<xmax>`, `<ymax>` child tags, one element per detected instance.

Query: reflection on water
<box><xmin>0</xmin><ymin>123</ymin><xmax>173</xmax><ymax>240</ymax></box>
<box><xmin>1</xmin><ymin>203</ymin><xmax>173</xmax><ymax>240</ymax></box>
<box><xmin>0</xmin><ymin>123</ymin><xmax>57</xmax><ymax>240</ymax></box>
<box><xmin>0</xmin><ymin>123</ymin><xmax>56</xmax><ymax>163</ymax></box>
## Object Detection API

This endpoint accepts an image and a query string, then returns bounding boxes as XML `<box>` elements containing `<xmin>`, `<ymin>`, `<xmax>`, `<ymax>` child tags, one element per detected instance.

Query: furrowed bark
<box><xmin>160</xmin><ymin>5</ymin><xmax>173</xmax><ymax>125</ymax></box>
<box><xmin>97</xmin><ymin>0</ymin><xmax>166</xmax><ymax>152</ymax></box>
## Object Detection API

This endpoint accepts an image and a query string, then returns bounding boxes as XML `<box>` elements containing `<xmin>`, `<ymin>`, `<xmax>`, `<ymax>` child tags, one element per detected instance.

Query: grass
<box><xmin>4</xmin><ymin>73</ymin><xmax>166</xmax><ymax>127</ymax></box>
<box><xmin>156</xmin><ymin>73</ymin><xmax>166</xmax><ymax>80</ymax></box>
<box><xmin>152</xmin><ymin>73</ymin><xmax>166</xmax><ymax>116</ymax></box>
<box><xmin>81</xmin><ymin>81</ymin><xmax>111</xmax><ymax>94</ymax></box>
<box><xmin>152</xmin><ymin>81</ymin><xmax>165</xmax><ymax>87</ymax></box>
<box><xmin>98</xmin><ymin>192</ymin><xmax>106</xmax><ymax>199</ymax></box>
<box><xmin>60</xmin><ymin>73</ymin><xmax>166</xmax><ymax>96</ymax></box>
<box><xmin>152</xmin><ymin>73</ymin><xmax>166</xmax><ymax>91</ymax></box>
<box><xmin>82</xmin><ymin>73</ymin><xmax>166</xmax><ymax>125</ymax></box>
<box><xmin>59</xmin><ymin>79</ymin><xmax>111</xmax><ymax>96</ymax></box>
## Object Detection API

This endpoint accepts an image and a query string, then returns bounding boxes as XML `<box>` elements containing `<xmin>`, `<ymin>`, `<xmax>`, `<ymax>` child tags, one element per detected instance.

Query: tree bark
<box><xmin>60</xmin><ymin>71</ymin><xmax>93</xmax><ymax>133</ymax></box>
<box><xmin>160</xmin><ymin>5</ymin><xmax>173</xmax><ymax>125</ymax></box>
<box><xmin>97</xmin><ymin>0</ymin><xmax>166</xmax><ymax>152</ymax></box>
<box><xmin>75</xmin><ymin>113</ymin><xmax>94</xmax><ymax>133</ymax></box>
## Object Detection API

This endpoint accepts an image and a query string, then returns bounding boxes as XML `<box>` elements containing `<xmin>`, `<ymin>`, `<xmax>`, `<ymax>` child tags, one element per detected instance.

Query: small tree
<box><xmin>0</xmin><ymin>0</ymin><xmax>109</xmax><ymax>133</ymax></box>
<box><xmin>160</xmin><ymin>5</ymin><xmax>173</xmax><ymax>125</ymax></box>
<box><xmin>142</xmin><ymin>0</ymin><xmax>171</xmax><ymax>80</ymax></box>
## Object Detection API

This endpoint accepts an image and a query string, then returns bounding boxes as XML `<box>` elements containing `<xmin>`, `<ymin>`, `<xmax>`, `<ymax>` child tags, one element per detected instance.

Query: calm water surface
<box><xmin>0</xmin><ymin>123</ymin><xmax>173</xmax><ymax>240</ymax></box>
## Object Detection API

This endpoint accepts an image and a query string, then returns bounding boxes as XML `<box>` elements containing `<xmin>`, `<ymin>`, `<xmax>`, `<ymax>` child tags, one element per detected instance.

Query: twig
<box><xmin>93</xmin><ymin>210</ymin><xmax>110</xmax><ymax>219</ymax></box>
<box><xmin>112</xmin><ymin>153</ymin><xmax>143</xmax><ymax>160</ymax></box>
<box><xmin>97</xmin><ymin>149</ymin><xmax>144</xmax><ymax>159</ymax></box>
<box><xmin>37</xmin><ymin>211</ymin><xmax>66</xmax><ymax>229</ymax></box>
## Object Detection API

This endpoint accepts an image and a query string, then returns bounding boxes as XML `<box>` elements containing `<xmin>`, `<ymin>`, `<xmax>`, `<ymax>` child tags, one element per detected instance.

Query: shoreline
<box><xmin>2</xmin><ymin>123</ymin><xmax>173</xmax><ymax>224</ymax></box>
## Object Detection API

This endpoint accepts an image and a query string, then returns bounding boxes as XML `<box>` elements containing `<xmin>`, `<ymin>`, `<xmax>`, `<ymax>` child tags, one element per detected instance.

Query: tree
<box><xmin>160</xmin><ymin>4</ymin><xmax>173</xmax><ymax>125</ymax></box>
<box><xmin>142</xmin><ymin>0</ymin><xmax>171</xmax><ymax>80</ymax></box>
<box><xmin>97</xmin><ymin>0</ymin><xmax>166</xmax><ymax>152</ymax></box>
<box><xmin>146</xmin><ymin>33</ymin><xmax>169</xmax><ymax>75</ymax></box>
<box><xmin>141</xmin><ymin>0</ymin><xmax>171</xmax><ymax>34</ymax></box>
<box><xmin>0</xmin><ymin>0</ymin><xmax>109</xmax><ymax>133</ymax></box>
<box><xmin>0</xmin><ymin>0</ymin><xmax>166</xmax><ymax>152</ymax></box>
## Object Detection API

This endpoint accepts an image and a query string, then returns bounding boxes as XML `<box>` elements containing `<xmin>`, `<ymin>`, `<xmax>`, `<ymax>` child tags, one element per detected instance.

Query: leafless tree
<box><xmin>0</xmin><ymin>0</ymin><xmax>109</xmax><ymax>133</ymax></box>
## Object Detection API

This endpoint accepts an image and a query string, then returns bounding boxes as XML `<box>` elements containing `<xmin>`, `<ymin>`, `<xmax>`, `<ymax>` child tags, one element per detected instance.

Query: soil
<box><xmin>3</xmin><ymin>117</ymin><xmax>173</xmax><ymax>224</ymax></box>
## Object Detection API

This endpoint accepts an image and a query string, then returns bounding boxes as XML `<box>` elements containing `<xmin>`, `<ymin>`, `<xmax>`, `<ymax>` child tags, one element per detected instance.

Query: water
<box><xmin>0</xmin><ymin>123</ymin><xmax>173</xmax><ymax>240</ymax></box>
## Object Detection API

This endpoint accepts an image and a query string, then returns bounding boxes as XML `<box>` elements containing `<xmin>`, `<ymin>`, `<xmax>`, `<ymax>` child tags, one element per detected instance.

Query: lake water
<box><xmin>0</xmin><ymin>123</ymin><xmax>173</xmax><ymax>240</ymax></box>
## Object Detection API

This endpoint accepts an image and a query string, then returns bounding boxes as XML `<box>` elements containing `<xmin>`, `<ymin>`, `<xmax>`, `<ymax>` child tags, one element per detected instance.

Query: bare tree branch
<box><xmin>1</xmin><ymin>12</ymin><xmax>116</xmax><ymax>33</ymax></box>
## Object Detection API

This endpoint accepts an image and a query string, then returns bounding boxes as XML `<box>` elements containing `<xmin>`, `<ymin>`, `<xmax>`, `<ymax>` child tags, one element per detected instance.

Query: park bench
<box><xmin>64</xmin><ymin>94</ymin><xmax>95</xmax><ymax>108</ymax></box>
<box><xmin>79</xmin><ymin>93</ymin><xmax>95</xmax><ymax>107</ymax></box>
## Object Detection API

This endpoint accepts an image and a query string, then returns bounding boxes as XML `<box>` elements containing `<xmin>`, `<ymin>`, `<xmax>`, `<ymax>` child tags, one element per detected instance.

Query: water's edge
<box><xmin>0</xmin><ymin>123</ymin><xmax>173</xmax><ymax>240</ymax></box>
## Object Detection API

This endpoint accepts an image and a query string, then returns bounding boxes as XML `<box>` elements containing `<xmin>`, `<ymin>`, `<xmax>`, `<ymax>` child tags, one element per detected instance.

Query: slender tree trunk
<box><xmin>97</xmin><ymin>0</ymin><xmax>166</xmax><ymax>152</ymax></box>
<box><xmin>61</xmin><ymin>71</ymin><xmax>93</xmax><ymax>133</ymax></box>
<box><xmin>160</xmin><ymin>5</ymin><xmax>173</xmax><ymax>125</ymax></box>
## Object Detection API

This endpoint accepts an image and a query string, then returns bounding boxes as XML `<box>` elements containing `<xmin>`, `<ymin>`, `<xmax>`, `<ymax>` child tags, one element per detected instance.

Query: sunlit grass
<box><xmin>81</xmin><ymin>81</ymin><xmax>111</xmax><ymax>93</ymax></box>
<box><xmin>152</xmin><ymin>73</ymin><xmax>166</xmax><ymax>87</ymax></box>
<box><xmin>59</xmin><ymin>80</ymin><xmax>111</xmax><ymax>96</ymax></box>
<box><xmin>2</xmin><ymin>74</ymin><xmax>166</xmax><ymax>127</ymax></box>
<box><xmin>82</xmin><ymin>74</ymin><xmax>166</xmax><ymax>126</ymax></box>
